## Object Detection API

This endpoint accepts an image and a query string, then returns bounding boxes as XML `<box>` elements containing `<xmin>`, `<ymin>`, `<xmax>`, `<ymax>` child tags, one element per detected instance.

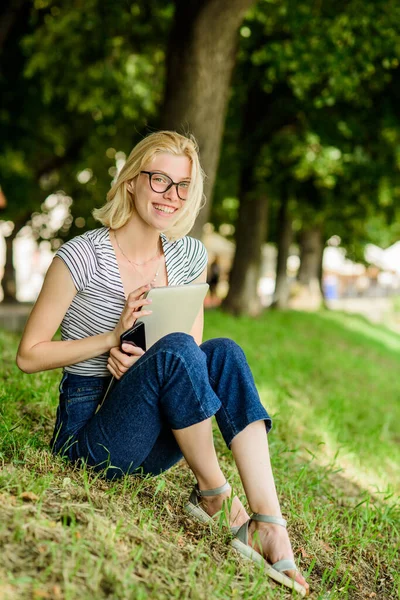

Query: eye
<box><xmin>153</xmin><ymin>173</ymin><xmax>169</xmax><ymax>184</ymax></box>
<box><xmin>179</xmin><ymin>181</ymin><xmax>190</xmax><ymax>189</ymax></box>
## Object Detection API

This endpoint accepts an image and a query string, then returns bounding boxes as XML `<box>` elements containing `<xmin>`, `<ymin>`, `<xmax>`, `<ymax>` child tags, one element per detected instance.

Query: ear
<box><xmin>126</xmin><ymin>180</ymin><xmax>135</xmax><ymax>194</ymax></box>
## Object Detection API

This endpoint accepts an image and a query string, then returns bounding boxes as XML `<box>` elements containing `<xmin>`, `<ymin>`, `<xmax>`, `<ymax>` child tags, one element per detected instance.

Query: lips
<box><xmin>153</xmin><ymin>203</ymin><xmax>177</xmax><ymax>216</ymax></box>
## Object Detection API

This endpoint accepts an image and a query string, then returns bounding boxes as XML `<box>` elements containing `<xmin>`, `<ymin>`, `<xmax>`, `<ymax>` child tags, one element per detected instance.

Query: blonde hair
<box><xmin>93</xmin><ymin>131</ymin><xmax>205</xmax><ymax>240</ymax></box>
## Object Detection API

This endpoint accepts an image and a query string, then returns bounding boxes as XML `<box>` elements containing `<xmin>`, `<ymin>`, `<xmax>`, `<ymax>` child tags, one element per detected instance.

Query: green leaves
<box><xmin>0</xmin><ymin>0</ymin><xmax>170</xmax><ymax>231</ymax></box>
<box><xmin>213</xmin><ymin>0</ymin><xmax>400</xmax><ymax>249</ymax></box>
<box><xmin>245</xmin><ymin>0</ymin><xmax>400</xmax><ymax>106</ymax></box>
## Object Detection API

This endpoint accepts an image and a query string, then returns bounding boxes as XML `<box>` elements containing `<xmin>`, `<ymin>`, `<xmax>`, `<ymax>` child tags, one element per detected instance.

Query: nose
<box><xmin>163</xmin><ymin>184</ymin><xmax>179</xmax><ymax>202</ymax></box>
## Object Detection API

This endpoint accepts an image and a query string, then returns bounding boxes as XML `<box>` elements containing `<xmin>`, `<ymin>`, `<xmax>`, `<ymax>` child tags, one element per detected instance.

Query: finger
<box><xmin>127</xmin><ymin>284</ymin><xmax>151</xmax><ymax>302</ymax></box>
<box><xmin>130</xmin><ymin>309</ymin><xmax>152</xmax><ymax>318</ymax></box>
<box><xmin>109</xmin><ymin>346</ymin><xmax>126</xmax><ymax>359</ymax></box>
<box><xmin>110</xmin><ymin>346</ymin><xmax>143</xmax><ymax>365</ymax></box>
<box><xmin>108</xmin><ymin>354</ymin><xmax>131</xmax><ymax>371</ymax></box>
<box><xmin>127</xmin><ymin>299</ymin><xmax>153</xmax><ymax>313</ymax></box>
<box><xmin>120</xmin><ymin>313</ymin><xmax>151</xmax><ymax>335</ymax></box>
<box><xmin>121</xmin><ymin>343</ymin><xmax>145</xmax><ymax>356</ymax></box>
<box><xmin>108</xmin><ymin>352</ymin><xmax>127</xmax><ymax>369</ymax></box>
<box><xmin>107</xmin><ymin>363</ymin><xmax>120</xmax><ymax>379</ymax></box>
<box><xmin>109</xmin><ymin>348</ymin><xmax>141</xmax><ymax>372</ymax></box>
<box><xmin>107</xmin><ymin>356</ymin><xmax>120</xmax><ymax>373</ymax></box>
<box><xmin>120</xmin><ymin>307</ymin><xmax>152</xmax><ymax>328</ymax></box>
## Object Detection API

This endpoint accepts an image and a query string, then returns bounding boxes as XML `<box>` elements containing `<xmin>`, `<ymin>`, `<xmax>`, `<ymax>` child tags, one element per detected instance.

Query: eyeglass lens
<box><xmin>150</xmin><ymin>173</ymin><xmax>189</xmax><ymax>200</ymax></box>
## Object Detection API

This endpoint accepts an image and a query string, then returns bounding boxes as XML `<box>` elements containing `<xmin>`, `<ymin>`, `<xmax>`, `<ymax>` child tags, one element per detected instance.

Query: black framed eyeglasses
<box><xmin>140</xmin><ymin>171</ymin><xmax>190</xmax><ymax>201</ymax></box>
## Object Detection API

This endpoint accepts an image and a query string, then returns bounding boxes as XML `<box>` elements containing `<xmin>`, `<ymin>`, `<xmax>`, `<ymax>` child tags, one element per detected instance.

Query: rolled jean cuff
<box><xmin>220</xmin><ymin>409</ymin><xmax>272</xmax><ymax>449</ymax></box>
<box><xmin>165</xmin><ymin>395</ymin><xmax>222</xmax><ymax>430</ymax></box>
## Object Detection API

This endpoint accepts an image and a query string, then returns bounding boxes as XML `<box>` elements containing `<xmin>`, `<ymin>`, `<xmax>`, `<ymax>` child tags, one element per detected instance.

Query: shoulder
<box><xmin>161</xmin><ymin>234</ymin><xmax>208</xmax><ymax>284</ymax></box>
<box><xmin>55</xmin><ymin>227</ymin><xmax>108</xmax><ymax>291</ymax></box>
<box><xmin>181</xmin><ymin>236</ymin><xmax>208</xmax><ymax>281</ymax></box>
<box><xmin>162</xmin><ymin>235</ymin><xmax>207</xmax><ymax>263</ymax></box>
<box><xmin>180</xmin><ymin>236</ymin><xmax>207</xmax><ymax>260</ymax></box>
<box><xmin>57</xmin><ymin>227</ymin><xmax>108</xmax><ymax>258</ymax></box>
<box><xmin>74</xmin><ymin>226</ymin><xmax>109</xmax><ymax>248</ymax></box>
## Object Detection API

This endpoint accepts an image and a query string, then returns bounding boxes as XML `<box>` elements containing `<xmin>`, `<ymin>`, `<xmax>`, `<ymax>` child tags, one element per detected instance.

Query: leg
<box><xmin>200</xmin><ymin>338</ymin><xmax>308</xmax><ymax>591</ymax></box>
<box><xmin>231</xmin><ymin>422</ymin><xmax>308</xmax><ymax>590</ymax></box>
<box><xmin>173</xmin><ymin>419</ymin><xmax>250</xmax><ymax>528</ymax></box>
<box><xmin>180</xmin><ymin>337</ymin><xmax>271</xmax><ymax>527</ymax></box>
<box><xmin>71</xmin><ymin>334</ymin><xmax>226</xmax><ymax>481</ymax></box>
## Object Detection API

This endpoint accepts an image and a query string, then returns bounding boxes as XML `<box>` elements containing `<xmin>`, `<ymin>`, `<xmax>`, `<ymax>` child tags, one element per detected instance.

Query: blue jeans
<box><xmin>51</xmin><ymin>333</ymin><xmax>272</xmax><ymax>479</ymax></box>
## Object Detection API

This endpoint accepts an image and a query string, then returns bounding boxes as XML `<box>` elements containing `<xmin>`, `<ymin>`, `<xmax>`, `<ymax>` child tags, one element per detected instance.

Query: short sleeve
<box><xmin>184</xmin><ymin>237</ymin><xmax>208</xmax><ymax>283</ymax></box>
<box><xmin>55</xmin><ymin>234</ymin><xmax>98</xmax><ymax>292</ymax></box>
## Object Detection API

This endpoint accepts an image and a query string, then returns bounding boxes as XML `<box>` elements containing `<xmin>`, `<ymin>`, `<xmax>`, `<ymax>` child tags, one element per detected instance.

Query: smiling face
<box><xmin>129</xmin><ymin>153</ymin><xmax>192</xmax><ymax>232</ymax></box>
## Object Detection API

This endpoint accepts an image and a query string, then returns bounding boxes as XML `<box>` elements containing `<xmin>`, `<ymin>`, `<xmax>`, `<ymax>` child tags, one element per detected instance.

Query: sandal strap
<box><xmin>233</xmin><ymin>514</ymin><xmax>287</xmax><ymax>547</ymax></box>
<box><xmin>195</xmin><ymin>481</ymin><xmax>230</xmax><ymax>497</ymax></box>
<box><xmin>251</xmin><ymin>514</ymin><xmax>287</xmax><ymax>528</ymax></box>
<box><xmin>272</xmin><ymin>559</ymin><xmax>297</xmax><ymax>573</ymax></box>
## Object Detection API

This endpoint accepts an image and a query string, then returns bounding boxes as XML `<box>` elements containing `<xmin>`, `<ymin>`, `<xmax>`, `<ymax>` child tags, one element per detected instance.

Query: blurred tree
<box><xmin>0</xmin><ymin>0</ymin><xmax>169</xmax><ymax>300</ymax></box>
<box><xmin>221</xmin><ymin>78</ymin><xmax>298</xmax><ymax>315</ymax></box>
<box><xmin>218</xmin><ymin>0</ymin><xmax>400</xmax><ymax>314</ymax></box>
<box><xmin>0</xmin><ymin>0</ymin><xmax>258</xmax><ymax>300</ymax></box>
<box><xmin>271</xmin><ymin>186</ymin><xmax>293</xmax><ymax>308</ymax></box>
<box><xmin>160</xmin><ymin>0</ymin><xmax>258</xmax><ymax>238</ymax></box>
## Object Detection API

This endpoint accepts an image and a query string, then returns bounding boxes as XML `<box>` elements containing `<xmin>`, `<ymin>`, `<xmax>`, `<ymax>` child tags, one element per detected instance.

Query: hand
<box><xmin>107</xmin><ymin>343</ymin><xmax>145</xmax><ymax>379</ymax></box>
<box><xmin>111</xmin><ymin>284</ymin><xmax>153</xmax><ymax>347</ymax></box>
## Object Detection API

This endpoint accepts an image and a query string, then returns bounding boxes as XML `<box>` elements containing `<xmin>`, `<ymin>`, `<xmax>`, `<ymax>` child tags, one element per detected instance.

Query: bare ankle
<box><xmin>196</xmin><ymin>476</ymin><xmax>227</xmax><ymax>492</ymax></box>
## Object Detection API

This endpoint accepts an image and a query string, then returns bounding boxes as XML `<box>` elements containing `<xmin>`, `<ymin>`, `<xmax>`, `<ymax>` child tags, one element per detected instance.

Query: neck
<box><xmin>113</xmin><ymin>219</ymin><xmax>161</xmax><ymax>263</ymax></box>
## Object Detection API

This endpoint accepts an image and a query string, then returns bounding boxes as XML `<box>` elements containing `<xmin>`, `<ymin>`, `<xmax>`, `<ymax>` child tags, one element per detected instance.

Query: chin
<box><xmin>152</xmin><ymin>215</ymin><xmax>180</xmax><ymax>231</ymax></box>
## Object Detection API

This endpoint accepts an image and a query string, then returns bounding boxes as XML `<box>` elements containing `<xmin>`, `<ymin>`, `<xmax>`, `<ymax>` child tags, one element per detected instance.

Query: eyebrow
<box><xmin>153</xmin><ymin>170</ymin><xmax>191</xmax><ymax>182</ymax></box>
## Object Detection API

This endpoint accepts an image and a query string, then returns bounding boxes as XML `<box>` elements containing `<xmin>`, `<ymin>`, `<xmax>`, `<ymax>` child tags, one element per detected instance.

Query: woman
<box><xmin>16</xmin><ymin>131</ymin><xmax>309</xmax><ymax>596</ymax></box>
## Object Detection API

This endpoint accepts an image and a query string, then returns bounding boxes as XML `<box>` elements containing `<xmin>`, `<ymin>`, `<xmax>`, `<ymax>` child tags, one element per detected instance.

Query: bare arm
<box><xmin>16</xmin><ymin>258</ymin><xmax>116</xmax><ymax>373</ymax></box>
<box><xmin>16</xmin><ymin>258</ymin><xmax>152</xmax><ymax>374</ymax></box>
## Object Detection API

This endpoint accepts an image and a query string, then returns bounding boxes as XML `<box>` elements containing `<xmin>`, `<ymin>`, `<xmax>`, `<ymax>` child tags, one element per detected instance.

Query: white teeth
<box><xmin>154</xmin><ymin>204</ymin><xmax>175</xmax><ymax>214</ymax></box>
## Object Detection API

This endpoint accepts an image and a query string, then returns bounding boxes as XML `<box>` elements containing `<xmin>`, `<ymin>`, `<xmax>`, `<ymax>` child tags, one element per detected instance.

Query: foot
<box><xmin>248</xmin><ymin>521</ymin><xmax>309</xmax><ymax>592</ymax></box>
<box><xmin>199</xmin><ymin>483</ymin><xmax>250</xmax><ymax>530</ymax></box>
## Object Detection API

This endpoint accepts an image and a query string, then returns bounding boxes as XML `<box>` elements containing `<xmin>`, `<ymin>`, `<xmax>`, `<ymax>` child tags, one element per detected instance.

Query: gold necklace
<box><xmin>114</xmin><ymin>231</ymin><xmax>160</xmax><ymax>266</ymax></box>
<box><xmin>114</xmin><ymin>231</ymin><xmax>161</xmax><ymax>284</ymax></box>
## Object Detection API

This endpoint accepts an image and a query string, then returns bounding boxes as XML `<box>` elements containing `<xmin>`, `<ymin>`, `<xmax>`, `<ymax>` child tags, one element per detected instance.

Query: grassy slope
<box><xmin>0</xmin><ymin>310</ymin><xmax>399</xmax><ymax>600</ymax></box>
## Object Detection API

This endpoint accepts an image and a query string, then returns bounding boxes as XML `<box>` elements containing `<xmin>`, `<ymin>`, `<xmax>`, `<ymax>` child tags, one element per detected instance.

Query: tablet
<box><xmin>138</xmin><ymin>282</ymin><xmax>209</xmax><ymax>349</ymax></box>
<box><xmin>97</xmin><ymin>283</ymin><xmax>209</xmax><ymax>412</ymax></box>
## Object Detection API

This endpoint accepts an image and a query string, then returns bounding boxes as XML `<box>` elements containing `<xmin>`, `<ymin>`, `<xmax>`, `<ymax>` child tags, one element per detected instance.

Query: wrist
<box><xmin>107</xmin><ymin>330</ymin><xmax>119</xmax><ymax>349</ymax></box>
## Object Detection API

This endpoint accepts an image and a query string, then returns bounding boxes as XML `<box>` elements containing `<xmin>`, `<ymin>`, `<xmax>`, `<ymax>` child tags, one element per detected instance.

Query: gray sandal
<box><xmin>185</xmin><ymin>481</ymin><xmax>241</xmax><ymax>534</ymax></box>
<box><xmin>231</xmin><ymin>514</ymin><xmax>308</xmax><ymax>596</ymax></box>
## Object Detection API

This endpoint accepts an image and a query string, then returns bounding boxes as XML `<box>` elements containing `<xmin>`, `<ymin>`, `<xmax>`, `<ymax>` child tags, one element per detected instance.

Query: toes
<box><xmin>284</xmin><ymin>570</ymin><xmax>309</xmax><ymax>591</ymax></box>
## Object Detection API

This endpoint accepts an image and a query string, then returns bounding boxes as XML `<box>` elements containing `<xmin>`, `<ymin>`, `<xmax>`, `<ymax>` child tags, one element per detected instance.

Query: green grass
<box><xmin>1</xmin><ymin>310</ymin><xmax>399</xmax><ymax>599</ymax></box>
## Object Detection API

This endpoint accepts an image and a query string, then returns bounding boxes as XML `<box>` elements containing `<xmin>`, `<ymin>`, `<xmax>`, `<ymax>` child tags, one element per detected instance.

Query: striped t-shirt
<box><xmin>56</xmin><ymin>227</ymin><xmax>208</xmax><ymax>377</ymax></box>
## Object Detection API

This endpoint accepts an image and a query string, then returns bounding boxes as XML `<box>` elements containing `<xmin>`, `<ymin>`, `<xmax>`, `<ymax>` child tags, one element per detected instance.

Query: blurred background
<box><xmin>1</xmin><ymin>0</ymin><xmax>400</xmax><ymax>330</ymax></box>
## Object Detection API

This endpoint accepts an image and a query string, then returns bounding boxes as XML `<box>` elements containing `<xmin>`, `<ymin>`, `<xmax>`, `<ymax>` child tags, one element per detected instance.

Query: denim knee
<box><xmin>133</xmin><ymin>332</ymin><xmax>221</xmax><ymax>430</ymax></box>
<box><xmin>152</xmin><ymin>331</ymin><xmax>199</xmax><ymax>355</ymax></box>
<box><xmin>201</xmin><ymin>337</ymin><xmax>245</xmax><ymax>359</ymax></box>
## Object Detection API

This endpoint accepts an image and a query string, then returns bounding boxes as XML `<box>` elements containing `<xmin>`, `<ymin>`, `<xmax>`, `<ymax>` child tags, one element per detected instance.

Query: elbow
<box><xmin>16</xmin><ymin>352</ymin><xmax>35</xmax><ymax>374</ymax></box>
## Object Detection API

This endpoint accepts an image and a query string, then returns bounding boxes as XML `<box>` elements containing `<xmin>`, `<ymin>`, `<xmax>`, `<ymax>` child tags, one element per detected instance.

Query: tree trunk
<box><xmin>317</xmin><ymin>235</ymin><xmax>326</xmax><ymax>305</ymax></box>
<box><xmin>0</xmin><ymin>0</ymin><xmax>28</xmax><ymax>51</ymax></box>
<box><xmin>290</xmin><ymin>226</ymin><xmax>324</xmax><ymax>311</ymax></box>
<box><xmin>298</xmin><ymin>227</ymin><xmax>323</xmax><ymax>284</ymax></box>
<box><xmin>160</xmin><ymin>0</ymin><xmax>257</xmax><ymax>238</ymax></box>
<box><xmin>272</xmin><ymin>192</ymin><xmax>292</xmax><ymax>309</ymax></box>
<box><xmin>3</xmin><ymin>230</ymin><xmax>18</xmax><ymax>303</ymax></box>
<box><xmin>222</xmin><ymin>191</ymin><xmax>269</xmax><ymax>316</ymax></box>
<box><xmin>1</xmin><ymin>213</ymin><xmax>30</xmax><ymax>303</ymax></box>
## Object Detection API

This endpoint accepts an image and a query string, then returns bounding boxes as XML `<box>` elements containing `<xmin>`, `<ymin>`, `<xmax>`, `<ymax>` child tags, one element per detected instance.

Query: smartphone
<box><xmin>120</xmin><ymin>321</ymin><xmax>146</xmax><ymax>352</ymax></box>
